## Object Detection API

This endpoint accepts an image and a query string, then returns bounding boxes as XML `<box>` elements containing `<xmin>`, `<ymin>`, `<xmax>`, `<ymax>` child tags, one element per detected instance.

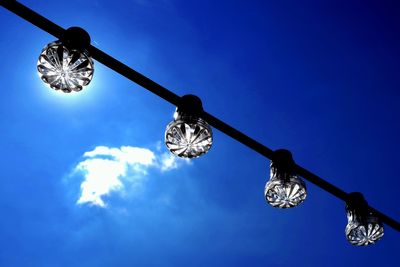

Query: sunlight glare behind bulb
<box><xmin>37</xmin><ymin>41</ymin><xmax>94</xmax><ymax>93</ymax></box>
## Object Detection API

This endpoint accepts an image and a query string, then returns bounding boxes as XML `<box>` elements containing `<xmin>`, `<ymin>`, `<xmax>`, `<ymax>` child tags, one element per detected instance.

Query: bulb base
<box><xmin>37</xmin><ymin>41</ymin><xmax>94</xmax><ymax>93</ymax></box>
<box><xmin>265</xmin><ymin>149</ymin><xmax>307</xmax><ymax>208</ymax></box>
<box><xmin>345</xmin><ymin>192</ymin><xmax>384</xmax><ymax>246</ymax></box>
<box><xmin>165</xmin><ymin>94</ymin><xmax>212</xmax><ymax>158</ymax></box>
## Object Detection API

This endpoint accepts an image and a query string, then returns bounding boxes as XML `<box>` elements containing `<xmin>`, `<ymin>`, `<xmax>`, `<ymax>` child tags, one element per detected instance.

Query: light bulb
<box><xmin>165</xmin><ymin>95</ymin><xmax>212</xmax><ymax>158</ymax></box>
<box><xmin>37</xmin><ymin>41</ymin><xmax>94</xmax><ymax>93</ymax></box>
<box><xmin>265</xmin><ymin>149</ymin><xmax>307</xmax><ymax>208</ymax></box>
<box><xmin>345</xmin><ymin>192</ymin><xmax>384</xmax><ymax>246</ymax></box>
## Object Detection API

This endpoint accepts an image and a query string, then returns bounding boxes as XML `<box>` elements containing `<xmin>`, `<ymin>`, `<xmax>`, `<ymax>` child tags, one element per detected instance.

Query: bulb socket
<box><xmin>346</xmin><ymin>192</ymin><xmax>373</xmax><ymax>225</ymax></box>
<box><xmin>61</xmin><ymin>27</ymin><xmax>91</xmax><ymax>52</ymax></box>
<box><xmin>176</xmin><ymin>94</ymin><xmax>204</xmax><ymax>117</ymax></box>
<box><xmin>271</xmin><ymin>149</ymin><xmax>296</xmax><ymax>181</ymax></box>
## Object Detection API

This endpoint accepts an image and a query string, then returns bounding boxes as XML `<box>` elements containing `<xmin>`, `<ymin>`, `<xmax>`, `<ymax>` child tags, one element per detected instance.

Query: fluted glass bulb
<box><xmin>265</xmin><ymin>161</ymin><xmax>307</xmax><ymax>208</ymax></box>
<box><xmin>165</xmin><ymin>111</ymin><xmax>212</xmax><ymax>158</ymax></box>
<box><xmin>345</xmin><ymin>202</ymin><xmax>384</xmax><ymax>246</ymax></box>
<box><xmin>37</xmin><ymin>41</ymin><xmax>94</xmax><ymax>93</ymax></box>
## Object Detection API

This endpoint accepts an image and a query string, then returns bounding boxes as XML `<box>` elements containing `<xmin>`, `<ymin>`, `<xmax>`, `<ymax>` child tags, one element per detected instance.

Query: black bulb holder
<box><xmin>346</xmin><ymin>192</ymin><xmax>371</xmax><ymax>223</ymax></box>
<box><xmin>61</xmin><ymin>27</ymin><xmax>91</xmax><ymax>52</ymax></box>
<box><xmin>271</xmin><ymin>149</ymin><xmax>296</xmax><ymax>181</ymax></box>
<box><xmin>176</xmin><ymin>94</ymin><xmax>204</xmax><ymax>117</ymax></box>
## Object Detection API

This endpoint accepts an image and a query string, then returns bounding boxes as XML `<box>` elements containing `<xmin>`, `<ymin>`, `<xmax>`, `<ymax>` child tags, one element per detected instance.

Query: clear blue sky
<box><xmin>0</xmin><ymin>0</ymin><xmax>399</xmax><ymax>266</ymax></box>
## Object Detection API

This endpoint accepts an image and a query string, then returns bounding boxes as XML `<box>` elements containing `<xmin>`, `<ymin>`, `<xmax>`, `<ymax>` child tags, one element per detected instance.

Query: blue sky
<box><xmin>0</xmin><ymin>0</ymin><xmax>399</xmax><ymax>266</ymax></box>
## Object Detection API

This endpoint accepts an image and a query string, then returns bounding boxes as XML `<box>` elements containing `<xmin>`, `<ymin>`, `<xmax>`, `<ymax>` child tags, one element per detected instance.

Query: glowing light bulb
<box><xmin>37</xmin><ymin>27</ymin><xmax>94</xmax><ymax>93</ymax></box>
<box><xmin>165</xmin><ymin>95</ymin><xmax>212</xmax><ymax>158</ymax></box>
<box><xmin>265</xmin><ymin>149</ymin><xmax>307</xmax><ymax>208</ymax></box>
<box><xmin>345</xmin><ymin>192</ymin><xmax>384</xmax><ymax>246</ymax></box>
<box><xmin>37</xmin><ymin>41</ymin><xmax>94</xmax><ymax>93</ymax></box>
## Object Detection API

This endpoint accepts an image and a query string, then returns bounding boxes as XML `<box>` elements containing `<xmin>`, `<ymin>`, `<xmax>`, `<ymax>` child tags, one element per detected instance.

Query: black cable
<box><xmin>0</xmin><ymin>0</ymin><xmax>65</xmax><ymax>39</ymax></box>
<box><xmin>89</xmin><ymin>46</ymin><xmax>181</xmax><ymax>106</ymax></box>
<box><xmin>1</xmin><ymin>0</ymin><xmax>399</xmax><ymax>232</ymax></box>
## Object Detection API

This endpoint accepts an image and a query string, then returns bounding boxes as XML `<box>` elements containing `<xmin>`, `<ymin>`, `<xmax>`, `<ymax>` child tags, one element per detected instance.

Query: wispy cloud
<box><xmin>159</xmin><ymin>152</ymin><xmax>191</xmax><ymax>172</ymax></box>
<box><xmin>74</xmin><ymin>145</ymin><xmax>189</xmax><ymax>207</ymax></box>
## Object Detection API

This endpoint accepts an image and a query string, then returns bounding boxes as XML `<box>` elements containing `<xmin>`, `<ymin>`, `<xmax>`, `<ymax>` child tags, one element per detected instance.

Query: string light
<box><xmin>165</xmin><ymin>95</ymin><xmax>213</xmax><ymax>158</ymax></box>
<box><xmin>345</xmin><ymin>192</ymin><xmax>384</xmax><ymax>246</ymax></box>
<box><xmin>37</xmin><ymin>27</ymin><xmax>94</xmax><ymax>93</ymax></box>
<box><xmin>265</xmin><ymin>149</ymin><xmax>307</xmax><ymax>208</ymax></box>
<box><xmin>1</xmin><ymin>0</ymin><xmax>399</xmax><ymax>246</ymax></box>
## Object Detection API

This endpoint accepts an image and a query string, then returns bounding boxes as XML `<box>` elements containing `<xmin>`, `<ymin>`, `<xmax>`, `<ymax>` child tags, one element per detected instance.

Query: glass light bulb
<box><xmin>37</xmin><ymin>41</ymin><xmax>94</xmax><ymax>93</ymax></box>
<box><xmin>165</xmin><ymin>112</ymin><xmax>212</xmax><ymax>158</ymax></box>
<box><xmin>345</xmin><ymin>206</ymin><xmax>384</xmax><ymax>246</ymax></box>
<box><xmin>265</xmin><ymin>162</ymin><xmax>307</xmax><ymax>208</ymax></box>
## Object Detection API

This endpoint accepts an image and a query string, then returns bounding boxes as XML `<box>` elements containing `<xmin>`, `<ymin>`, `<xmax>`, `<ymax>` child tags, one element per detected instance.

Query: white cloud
<box><xmin>83</xmin><ymin>146</ymin><xmax>155</xmax><ymax>167</ymax></box>
<box><xmin>159</xmin><ymin>152</ymin><xmax>178</xmax><ymax>171</ymax></box>
<box><xmin>74</xmin><ymin>145</ymin><xmax>189</xmax><ymax>207</ymax></box>
<box><xmin>159</xmin><ymin>152</ymin><xmax>192</xmax><ymax>172</ymax></box>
